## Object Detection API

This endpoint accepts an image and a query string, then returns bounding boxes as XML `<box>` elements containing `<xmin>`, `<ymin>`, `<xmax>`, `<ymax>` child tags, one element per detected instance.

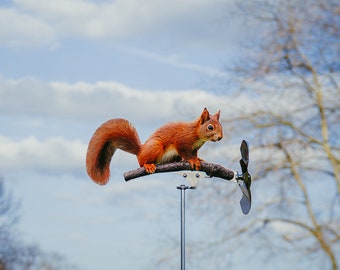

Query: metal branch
<box><xmin>124</xmin><ymin>161</ymin><xmax>235</xmax><ymax>182</ymax></box>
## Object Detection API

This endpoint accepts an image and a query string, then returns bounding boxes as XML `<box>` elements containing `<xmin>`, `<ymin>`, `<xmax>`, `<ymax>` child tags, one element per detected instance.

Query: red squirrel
<box><xmin>86</xmin><ymin>108</ymin><xmax>223</xmax><ymax>185</ymax></box>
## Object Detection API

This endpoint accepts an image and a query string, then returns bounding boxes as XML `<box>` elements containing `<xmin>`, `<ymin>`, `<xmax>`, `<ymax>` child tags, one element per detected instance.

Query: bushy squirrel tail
<box><xmin>86</xmin><ymin>118</ymin><xmax>142</xmax><ymax>185</ymax></box>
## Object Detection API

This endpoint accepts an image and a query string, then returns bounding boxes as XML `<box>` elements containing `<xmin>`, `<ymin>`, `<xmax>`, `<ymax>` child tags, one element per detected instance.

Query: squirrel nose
<box><xmin>217</xmin><ymin>136</ymin><xmax>222</xmax><ymax>141</ymax></box>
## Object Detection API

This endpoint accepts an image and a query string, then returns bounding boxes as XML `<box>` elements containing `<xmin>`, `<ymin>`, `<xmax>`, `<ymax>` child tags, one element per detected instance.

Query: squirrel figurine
<box><xmin>86</xmin><ymin>108</ymin><xmax>223</xmax><ymax>185</ymax></box>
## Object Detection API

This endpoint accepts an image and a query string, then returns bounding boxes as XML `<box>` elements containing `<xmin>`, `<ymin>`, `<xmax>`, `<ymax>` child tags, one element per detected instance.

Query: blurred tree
<box><xmin>0</xmin><ymin>179</ymin><xmax>79</xmax><ymax>270</ymax></box>
<box><xmin>218</xmin><ymin>0</ymin><xmax>340</xmax><ymax>269</ymax></box>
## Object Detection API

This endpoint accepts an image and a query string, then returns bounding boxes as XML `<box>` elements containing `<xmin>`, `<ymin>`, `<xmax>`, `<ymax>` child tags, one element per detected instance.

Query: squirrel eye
<box><xmin>207</xmin><ymin>124</ymin><xmax>214</xmax><ymax>131</ymax></box>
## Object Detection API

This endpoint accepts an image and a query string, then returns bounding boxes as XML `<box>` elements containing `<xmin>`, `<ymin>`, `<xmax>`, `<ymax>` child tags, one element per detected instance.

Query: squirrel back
<box><xmin>86</xmin><ymin>108</ymin><xmax>223</xmax><ymax>185</ymax></box>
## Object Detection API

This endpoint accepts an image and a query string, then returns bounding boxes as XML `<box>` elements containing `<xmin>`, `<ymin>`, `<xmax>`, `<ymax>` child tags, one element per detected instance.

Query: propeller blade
<box><xmin>238</xmin><ymin>140</ymin><xmax>252</xmax><ymax>214</ymax></box>
<box><xmin>240</xmin><ymin>140</ymin><xmax>249</xmax><ymax>163</ymax></box>
<box><xmin>239</xmin><ymin>159</ymin><xmax>248</xmax><ymax>174</ymax></box>
<box><xmin>239</xmin><ymin>182</ymin><xmax>252</xmax><ymax>214</ymax></box>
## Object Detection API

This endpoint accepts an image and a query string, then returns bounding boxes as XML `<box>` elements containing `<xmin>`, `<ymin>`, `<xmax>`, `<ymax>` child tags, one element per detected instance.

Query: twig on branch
<box><xmin>124</xmin><ymin>161</ymin><xmax>236</xmax><ymax>181</ymax></box>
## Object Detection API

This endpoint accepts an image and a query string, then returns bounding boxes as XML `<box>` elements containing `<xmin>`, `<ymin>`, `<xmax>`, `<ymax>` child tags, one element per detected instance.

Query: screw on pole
<box><xmin>177</xmin><ymin>184</ymin><xmax>189</xmax><ymax>270</ymax></box>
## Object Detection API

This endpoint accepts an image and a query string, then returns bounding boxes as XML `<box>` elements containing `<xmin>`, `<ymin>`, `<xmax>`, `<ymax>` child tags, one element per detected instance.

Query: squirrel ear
<box><xmin>214</xmin><ymin>110</ymin><xmax>221</xmax><ymax>120</ymax></box>
<box><xmin>200</xmin><ymin>108</ymin><xmax>210</xmax><ymax>124</ymax></box>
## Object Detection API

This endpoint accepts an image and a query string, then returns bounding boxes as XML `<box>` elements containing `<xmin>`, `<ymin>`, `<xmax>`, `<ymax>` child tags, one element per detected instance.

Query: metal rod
<box><xmin>177</xmin><ymin>184</ymin><xmax>189</xmax><ymax>270</ymax></box>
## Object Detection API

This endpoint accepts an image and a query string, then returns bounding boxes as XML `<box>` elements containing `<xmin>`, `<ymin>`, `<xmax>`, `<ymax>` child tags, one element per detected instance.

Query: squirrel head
<box><xmin>198</xmin><ymin>108</ymin><xmax>223</xmax><ymax>142</ymax></box>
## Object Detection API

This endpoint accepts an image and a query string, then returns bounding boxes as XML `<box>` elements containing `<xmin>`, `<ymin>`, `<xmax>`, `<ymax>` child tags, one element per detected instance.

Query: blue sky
<box><xmin>0</xmin><ymin>1</ymin><xmax>263</xmax><ymax>269</ymax></box>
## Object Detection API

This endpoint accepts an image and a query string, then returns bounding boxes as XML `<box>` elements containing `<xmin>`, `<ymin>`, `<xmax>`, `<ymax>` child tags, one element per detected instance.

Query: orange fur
<box><xmin>86</xmin><ymin>108</ymin><xmax>223</xmax><ymax>185</ymax></box>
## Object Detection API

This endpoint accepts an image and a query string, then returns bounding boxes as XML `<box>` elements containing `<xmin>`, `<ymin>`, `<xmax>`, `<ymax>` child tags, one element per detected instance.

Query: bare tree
<box><xmin>0</xmin><ymin>179</ymin><xmax>20</xmax><ymax>269</ymax></box>
<box><xmin>0</xmin><ymin>179</ymin><xmax>79</xmax><ymax>270</ymax></box>
<box><xmin>217</xmin><ymin>0</ymin><xmax>340</xmax><ymax>269</ymax></box>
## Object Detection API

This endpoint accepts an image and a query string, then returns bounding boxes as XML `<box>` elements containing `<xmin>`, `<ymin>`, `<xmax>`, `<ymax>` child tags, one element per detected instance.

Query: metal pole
<box><xmin>177</xmin><ymin>185</ymin><xmax>189</xmax><ymax>270</ymax></box>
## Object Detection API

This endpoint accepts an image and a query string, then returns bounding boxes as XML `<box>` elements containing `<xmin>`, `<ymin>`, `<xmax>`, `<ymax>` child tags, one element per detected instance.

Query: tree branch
<box><xmin>124</xmin><ymin>161</ymin><xmax>236</xmax><ymax>182</ymax></box>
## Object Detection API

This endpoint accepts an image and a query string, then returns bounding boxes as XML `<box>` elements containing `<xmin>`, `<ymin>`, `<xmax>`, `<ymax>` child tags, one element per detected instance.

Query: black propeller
<box><xmin>237</xmin><ymin>140</ymin><xmax>252</xmax><ymax>214</ymax></box>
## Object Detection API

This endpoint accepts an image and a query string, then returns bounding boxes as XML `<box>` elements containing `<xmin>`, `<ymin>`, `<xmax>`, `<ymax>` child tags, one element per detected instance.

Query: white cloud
<box><xmin>0</xmin><ymin>135</ymin><xmax>85</xmax><ymax>173</ymax></box>
<box><xmin>0</xmin><ymin>8</ymin><xmax>57</xmax><ymax>48</ymax></box>
<box><xmin>0</xmin><ymin>76</ymin><xmax>226</xmax><ymax>123</ymax></box>
<box><xmin>8</xmin><ymin>0</ymin><xmax>235</xmax><ymax>48</ymax></box>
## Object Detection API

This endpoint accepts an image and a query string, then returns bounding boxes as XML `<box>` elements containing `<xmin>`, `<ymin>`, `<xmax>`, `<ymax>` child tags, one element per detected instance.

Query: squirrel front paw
<box><xmin>143</xmin><ymin>163</ymin><xmax>157</xmax><ymax>174</ymax></box>
<box><xmin>187</xmin><ymin>158</ymin><xmax>201</xmax><ymax>170</ymax></box>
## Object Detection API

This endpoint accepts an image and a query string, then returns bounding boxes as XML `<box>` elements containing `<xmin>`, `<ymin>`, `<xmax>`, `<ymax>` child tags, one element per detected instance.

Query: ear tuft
<box><xmin>215</xmin><ymin>110</ymin><xmax>221</xmax><ymax>120</ymax></box>
<box><xmin>200</xmin><ymin>108</ymin><xmax>210</xmax><ymax>124</ymax></box>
